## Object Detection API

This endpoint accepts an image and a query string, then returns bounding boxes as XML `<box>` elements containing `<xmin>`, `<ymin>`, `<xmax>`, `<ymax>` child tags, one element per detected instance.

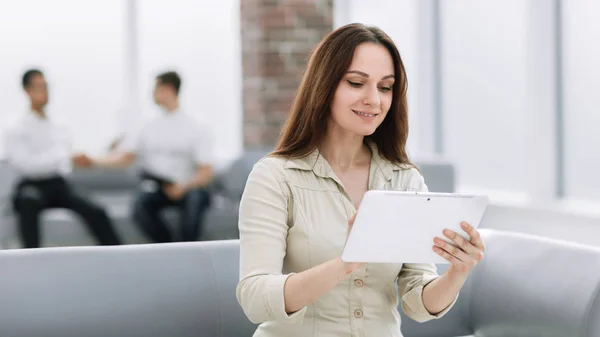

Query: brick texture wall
<box><xmin>240</xmin><ymin>0</ymin><xmax>333</xmax><ymax>148</ymax></box>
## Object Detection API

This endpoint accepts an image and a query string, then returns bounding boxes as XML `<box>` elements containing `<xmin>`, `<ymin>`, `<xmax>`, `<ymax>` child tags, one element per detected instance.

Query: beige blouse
<box><xmin>236</xmin><ymin>143</ymin><xmax>456</xmax><ymax>337</ymax></box>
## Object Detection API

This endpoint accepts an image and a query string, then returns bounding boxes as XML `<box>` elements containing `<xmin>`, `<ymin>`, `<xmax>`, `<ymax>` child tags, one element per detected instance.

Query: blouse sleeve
<box><xmin>235</xmin><ymin>160</ymin><xmax>307</xmax><ymax>325</ymax></box>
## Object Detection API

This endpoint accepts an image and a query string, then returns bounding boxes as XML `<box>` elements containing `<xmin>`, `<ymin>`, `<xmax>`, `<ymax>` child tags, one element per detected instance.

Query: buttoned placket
<box><xmin>325</xmin><ymin>156</ymin><xmax>391</xmax><ymax>337</ymax></box>
<box><xmin>305</xmin><ymin>146</ymin><xmax>394</xmax><ymax>337</ymax></box>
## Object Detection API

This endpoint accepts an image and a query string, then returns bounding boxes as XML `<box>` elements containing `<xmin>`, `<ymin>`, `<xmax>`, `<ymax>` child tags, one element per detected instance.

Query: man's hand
<box><xmin>163</xmin><ymin>183</ymin><xmax>187</xmax><ymax>201</ymax></box>
<box><xmin>72</xmin><ymin>153</ymin><xmax>92</xmax><ymax>168</ymax></box>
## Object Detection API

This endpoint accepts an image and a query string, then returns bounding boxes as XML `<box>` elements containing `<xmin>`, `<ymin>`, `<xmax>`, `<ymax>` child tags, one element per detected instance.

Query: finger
<box><xmin>461</xmin><ymin>222</ymin><xmax>486</xmax><ymax>251</ymax></box>
<box><xmin>432</xmin><ymin>246</ymin><xmax>457</xmax><ymax>263</ymax></box>
<box><xmin>443</xmin><ymin>228</ymin><xmax>478</xmax><ymax>255</ymax></box>
<box><xmin>434</xmin><ymin>246</ymin><xmax>470</xmax><ymax>273</ymax></box>
<box><xmin>345</xmin><ymin>212</ymin><xmax>358</xmax><ymax>246</ymax></box>
<box><xmin>348</xmin><ymin>210</ymin><xmax>358</xmax><ymax>225</ymax></box>
<box><xmin>434</xmin><ymin>237</ymin><xmax>471</xmax><ymax>263</ymax></box>
<box><xmin>433</xmin><ymin>245</ymin><xmax>472</xmax><ymax>273</ymax></box>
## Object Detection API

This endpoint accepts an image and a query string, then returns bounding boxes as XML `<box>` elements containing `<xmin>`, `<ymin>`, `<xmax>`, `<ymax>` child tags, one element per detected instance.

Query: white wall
<box><xmin>0</xmin><ymin>0</ymin><xmax>125</xmax><ymax>156</ymax></box>
<box><xmin>440</xmin><ymin>0</ymin><xmax>529</xmax><ymax>193</ymax></box>
<box><xmin>0</xmin><ymin>0</ymin><xmax>243</xmax><ymax>170</ymax></box>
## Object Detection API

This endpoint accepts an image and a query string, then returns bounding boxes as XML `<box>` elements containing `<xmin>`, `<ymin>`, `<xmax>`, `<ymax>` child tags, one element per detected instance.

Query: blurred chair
<box><xmin>201</xmin><ymin>148</ymin><xmax>272</xmax><ymax>241</ymax></box>
<box><xmin>414</xmin><ymin>156</ymin><xmax>456</xmax><ymax>193</ymax></box>
<box><xmin>0</xmin><ymin>159</ymin><xmax>19</xmax><ymax>248</ymax></box>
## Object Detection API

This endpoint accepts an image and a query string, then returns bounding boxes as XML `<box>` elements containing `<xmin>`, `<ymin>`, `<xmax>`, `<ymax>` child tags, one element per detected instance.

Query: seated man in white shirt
<box><xmin>85</xmin><ymin>71</ymin><xmax>214</xmax><ymax>243</ymax></box>
<box><xmin>3</xmin><ymin>69</ymin><xmax>122</xmax><ymax>248</ymax></box>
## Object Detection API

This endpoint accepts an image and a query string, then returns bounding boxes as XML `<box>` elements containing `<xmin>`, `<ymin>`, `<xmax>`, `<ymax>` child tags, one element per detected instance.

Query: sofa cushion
<box><xmin>67</xmin><ymin>167</ymin><xmax>139</xmax><ymax>192</ymax></box>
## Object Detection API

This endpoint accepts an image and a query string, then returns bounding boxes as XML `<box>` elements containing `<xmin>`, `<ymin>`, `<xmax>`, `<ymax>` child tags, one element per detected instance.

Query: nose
<box><xmin>362</xmin><ymin>84</ymin><xmax>380</xmax><ymax>107</ymax></box>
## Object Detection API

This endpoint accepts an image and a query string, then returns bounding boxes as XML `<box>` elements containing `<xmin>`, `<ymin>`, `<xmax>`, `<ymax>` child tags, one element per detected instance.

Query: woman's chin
<box><xmin>353</xmin><ymin>126</ymin><xmax>379</xmax><ymax>137</ymax></box>
<box><xmin>332</xmin><ymin>120</ymin><xmax>380</xmax><ymax>137</ymax></box>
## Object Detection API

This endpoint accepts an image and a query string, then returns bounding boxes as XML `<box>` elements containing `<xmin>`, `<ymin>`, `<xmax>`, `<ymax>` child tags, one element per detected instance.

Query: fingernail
<box><xmin>461</xmin><ymin>222</ymin><xmax>468</xmax><ymax>229</ymax></box>
<box><xmin>443</xmin><ymin>229</ymin><xmax>451</xmax><ymax>236</ymax></box>
<box><xmin>434</xmin><ymin>238</ymin><xmax>441</xmax><ymax>244</ymax></box>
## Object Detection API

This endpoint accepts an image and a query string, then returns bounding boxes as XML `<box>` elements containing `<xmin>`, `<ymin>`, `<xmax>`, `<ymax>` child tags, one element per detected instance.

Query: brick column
<box><xmin>241</xmin><ymin>0</ymin><xmax>333</xmax><ymax>148</ymax></box>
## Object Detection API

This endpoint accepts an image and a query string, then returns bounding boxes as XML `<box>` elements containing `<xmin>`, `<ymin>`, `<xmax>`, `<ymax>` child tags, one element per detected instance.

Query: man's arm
<box><xmin>91</xmin><ymin>128</ymin><xmax>141</xmax><ymax>169</ymax></box>
<box><xmin>91</xmin><ymin>151</ymin><xmax>136</xmax><ymax>169</ymax></box>
<box><xmin>185</xmin><ymin>123</ymin><xmax>215</xmax><ymax>190</ymax></box>
<box><xmin>183</xmin><ymin>164</ymin><xmax>214</xmax><ymax>190</ymax></box>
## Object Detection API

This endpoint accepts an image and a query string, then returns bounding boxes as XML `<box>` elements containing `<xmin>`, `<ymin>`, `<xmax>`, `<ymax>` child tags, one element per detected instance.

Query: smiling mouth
<box><xmin>352</xmin><ymin>110</ymin><xmax>378</xmax><ymax>118</ymax></box>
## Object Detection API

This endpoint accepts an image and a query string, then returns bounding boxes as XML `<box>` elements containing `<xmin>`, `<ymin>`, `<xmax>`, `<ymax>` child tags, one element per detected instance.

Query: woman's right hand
<box><xmin>340</xmin><ymin>211</ymin><xmax>364</xmax><ymax>274</ymax></box>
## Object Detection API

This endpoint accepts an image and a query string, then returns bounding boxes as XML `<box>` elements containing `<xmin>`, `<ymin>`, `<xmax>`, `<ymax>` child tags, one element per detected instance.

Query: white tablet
<box><xmin>341</xmin><ymin>190</ymin><xmax>489</xmax><ymax>264</ymax></box>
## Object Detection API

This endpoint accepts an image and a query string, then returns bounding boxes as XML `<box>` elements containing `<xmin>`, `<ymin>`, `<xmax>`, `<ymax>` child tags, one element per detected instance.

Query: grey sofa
<box><xmin>0</xmin><ymin>151</ymin><xmax>455</xmax><ymax>249</ymax></box>
<box><xmin>0</xmin><ymin>161</ymin><xmax>143</xmax><ymax>248</ymax></box>
<box><xmin>0</xmin><ymin>160</ymin><xmax>247</xmax><ymax>248</ymax></box>
<box><xmin>0</xmin><ymin>229</ymin><xmax>598</xmax><ymax>337</ymax></box>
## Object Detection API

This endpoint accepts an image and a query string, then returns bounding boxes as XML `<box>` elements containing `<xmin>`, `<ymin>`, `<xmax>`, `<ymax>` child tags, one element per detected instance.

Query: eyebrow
<box><xmin>347</xmin><ymin>70</ymin><xmax>395</xmax><ymax>80</ymax></box>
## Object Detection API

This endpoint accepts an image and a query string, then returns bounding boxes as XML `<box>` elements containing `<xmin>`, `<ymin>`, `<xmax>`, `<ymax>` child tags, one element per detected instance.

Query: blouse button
<box><xmin>354</xmin><ymin>279</ymin><xmax>364</xmax><ymax>287</ymax></box>
<box><xmin>354</xmin><ymin>309</ymin><xmax>363</xmax><ymax>318</ymax></box>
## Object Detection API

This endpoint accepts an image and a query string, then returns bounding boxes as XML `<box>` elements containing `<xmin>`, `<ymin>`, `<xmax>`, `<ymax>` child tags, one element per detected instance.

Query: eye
<box><xmin>347</xmin><ymin>80</ymin><xmax>363</xmax><ymax>88</ymax></box>
<box><xmin>379</xmin><ymin>86</ymin><xmax>392</xmax><ymax>92</ymax></box>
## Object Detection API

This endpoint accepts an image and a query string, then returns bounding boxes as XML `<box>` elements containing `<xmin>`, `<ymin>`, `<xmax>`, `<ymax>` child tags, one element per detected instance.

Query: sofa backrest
<box><xmin>216</xmin><ymin>148</ymin><xmax>271</xmax><ymax>201</ymax></box>
<box><xmin>414</xmin><ymin>158</ymin><xmax>456</xmax><ymax>193</ymax></box>
<box><xmin>0</xmin><ymin>159</ymin><xmax>18</xmax><ymax>205</ymax></box>
<box><xmin>67</xmin><ymin>167</ymin><xmax>140</xmax><ymax>193</ymax></box>
<box><xmin>0</xmin><ymin>240</ymin><xmax>256</xmax><ymax>337</ymax></box>
<box><xmin>2</xmin><ymin>229</ymin><xmax>598</xmax><ymax>337</ymax></box>
<box><xmin>469</xmin><ymin>230</ymin><xmax>600</xmax><ymax>337</ymax></box>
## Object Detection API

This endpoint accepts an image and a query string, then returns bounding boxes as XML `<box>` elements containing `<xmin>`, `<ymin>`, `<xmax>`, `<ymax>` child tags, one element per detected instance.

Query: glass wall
<box><xmin>440</xmin><ymin>0</ymin><xmax>528</xmax><ymax>194</ymax></box>
<box><xmin>562</xmin><ymin>0</ymin><xmax>600</xmax><ymax>200</ymax></box>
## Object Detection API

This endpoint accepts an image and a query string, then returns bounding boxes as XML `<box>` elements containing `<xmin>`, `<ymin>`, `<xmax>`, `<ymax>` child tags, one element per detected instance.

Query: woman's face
<box><xmin>329</xmin><ymin>42</ymin><xmax>395</xmax><ymax>137</ymax></box>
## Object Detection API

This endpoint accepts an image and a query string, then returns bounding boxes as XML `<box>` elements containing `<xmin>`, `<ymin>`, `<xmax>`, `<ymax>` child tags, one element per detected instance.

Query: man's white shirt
<box><xmin>120</xmin><ymin>110</ymin><xmax>214</xmax><ymax>185</ymax></box>
<box><xmin>3</xmin><ymin>111</ymin><xmax>72</xmax><ymax>180</ymax></box>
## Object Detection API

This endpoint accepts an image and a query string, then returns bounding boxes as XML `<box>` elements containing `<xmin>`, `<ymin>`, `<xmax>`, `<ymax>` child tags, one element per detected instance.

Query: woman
<box><xmin>236</xmin><ymin>23</ymin><xmax>486</xmax><ymax>337</ymax></box>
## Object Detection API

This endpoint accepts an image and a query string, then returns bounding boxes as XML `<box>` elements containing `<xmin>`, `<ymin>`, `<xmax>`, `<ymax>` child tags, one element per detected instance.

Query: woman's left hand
<box><xmin>433</xmin><ymin>221</ymin><xmax>485</xmax><ymax>278</ymax></box>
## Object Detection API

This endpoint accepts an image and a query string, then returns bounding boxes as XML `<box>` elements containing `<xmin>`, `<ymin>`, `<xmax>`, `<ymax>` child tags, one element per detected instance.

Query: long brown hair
<box><xmin>271</xmin><ymin>23</ymin><xmax>413</xmax><ymax>166</ymax></box>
